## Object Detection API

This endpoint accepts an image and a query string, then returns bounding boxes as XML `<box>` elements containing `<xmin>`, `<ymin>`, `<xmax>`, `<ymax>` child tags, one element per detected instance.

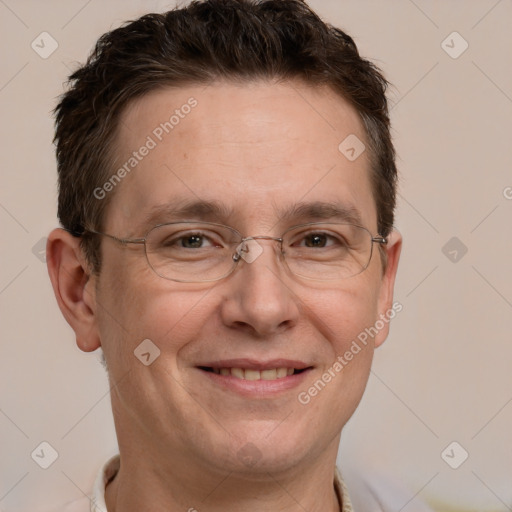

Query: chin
<box><xmin>209</xmin><ymin>423</ymin><xmax>314</xmax><ymax>474</ymax></box>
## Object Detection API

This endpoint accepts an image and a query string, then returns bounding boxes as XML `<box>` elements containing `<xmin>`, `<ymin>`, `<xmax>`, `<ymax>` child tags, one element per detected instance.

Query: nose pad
<box><xmin>233</xmin><ymin>238</ymin><xmax>264</xmax><ymax>264</ymax></box>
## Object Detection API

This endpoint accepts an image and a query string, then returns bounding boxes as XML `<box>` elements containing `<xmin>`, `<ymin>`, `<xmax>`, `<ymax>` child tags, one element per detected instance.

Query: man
<box><xmin>47</xmin><ymin>0</ymin><xmax>402</xmax><ymax>510</ymax></box>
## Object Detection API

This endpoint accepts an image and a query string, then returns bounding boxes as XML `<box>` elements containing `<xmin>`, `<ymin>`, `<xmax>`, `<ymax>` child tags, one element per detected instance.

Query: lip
<box><xmin>196</xmin><ymin>360</ymin><xmax>314</xmax><ymax>397</ymax></box>
<box><xmin>196</xmin><ymin>358</ymin><xmax>311</xmax><ymax>371</ymax></box>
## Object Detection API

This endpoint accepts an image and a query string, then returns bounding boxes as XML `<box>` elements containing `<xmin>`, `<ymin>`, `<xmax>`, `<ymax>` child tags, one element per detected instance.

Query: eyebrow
<box><xmin>138</xmin><ymin>199</ymin><xmax>235</xmax><ymax>231</ymax></box>
<box><xmin>275</xmin><ymin>200</ymin><xmax>363</xmax><ymax>226</ymax></box>
<box><xmin>137</xmin><ymin>198</ymin><xmax>364</xmax><ymax>232</ymax></box>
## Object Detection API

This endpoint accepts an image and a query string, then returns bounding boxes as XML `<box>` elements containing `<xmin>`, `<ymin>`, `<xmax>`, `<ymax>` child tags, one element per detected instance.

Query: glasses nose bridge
<box><xmin>232</xmin><ymin>235</ymin><xmax>284</xmax><ymax>264</ymax></box>
<box><xmin>243</xmin><ymin>234</ymin><xmax>284</xmax><ymax>254</ymax></box>
<box><xmin>244</xmin><ymin>235</ymin><xmax>283</xmax><ymax>243</ymax></box>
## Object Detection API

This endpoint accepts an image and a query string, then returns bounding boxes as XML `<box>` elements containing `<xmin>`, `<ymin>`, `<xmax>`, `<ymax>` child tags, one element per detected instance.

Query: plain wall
<box><xmin>1</xmin><ymin>1</ymin><xmax>511</xmax><ymax>510</ymax></box>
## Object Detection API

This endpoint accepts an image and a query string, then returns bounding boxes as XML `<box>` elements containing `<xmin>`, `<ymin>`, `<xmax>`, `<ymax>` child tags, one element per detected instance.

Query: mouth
<box><xmin>195</xmin><ymin>359</ymin><xmax>314</xmax><ymax>396</ymax></box>
<box><xmin>197</xmin><ymin>366</ymin><xmax>310</xmax><ymax>380</ymax></box>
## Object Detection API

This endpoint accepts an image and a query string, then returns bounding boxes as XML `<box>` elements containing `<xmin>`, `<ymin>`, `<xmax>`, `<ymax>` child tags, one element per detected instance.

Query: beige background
<box><xmin>1</xmin><ymin>0</ymin><xmax>511</xmax><ymax>510</ymax></box>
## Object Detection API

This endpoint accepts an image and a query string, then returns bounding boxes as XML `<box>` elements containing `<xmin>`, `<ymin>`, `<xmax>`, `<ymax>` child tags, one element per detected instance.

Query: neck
<box><xmin>105</xmin><ymin>446</ymin><xmax>342</xmax><ymax>512</ymax></box>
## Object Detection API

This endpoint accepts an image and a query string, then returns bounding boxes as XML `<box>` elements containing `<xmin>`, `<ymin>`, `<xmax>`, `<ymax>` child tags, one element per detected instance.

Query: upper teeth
<box><xmin>213</xmin><ymin>367</ymin><xmax>295</xmax><ymax>380</ymax></box>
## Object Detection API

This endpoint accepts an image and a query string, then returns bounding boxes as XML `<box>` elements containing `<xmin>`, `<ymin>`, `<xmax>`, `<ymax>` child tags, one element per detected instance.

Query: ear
<box><xmin>46</xmin><ymin>228</ymin><xmax>101</xmax><ymax>352</ymax></box>
<box><xmin>374</xmin><ymin>229</ymin><xmax>402</xmax><ymax>348</ymax></box>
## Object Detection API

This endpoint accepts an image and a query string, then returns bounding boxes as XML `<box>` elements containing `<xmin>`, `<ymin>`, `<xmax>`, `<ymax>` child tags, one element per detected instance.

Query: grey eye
<box><xmin>180</xmin><ymin>234</ymin><xmax>206</xmax><ymax>248</ymax></box>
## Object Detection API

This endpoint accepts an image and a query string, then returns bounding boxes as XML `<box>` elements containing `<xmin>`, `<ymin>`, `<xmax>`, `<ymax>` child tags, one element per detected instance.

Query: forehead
<box><xmin>106</xmin><ymin>80</ymin><xmax>377</xmax><ymax>233</ymax></box>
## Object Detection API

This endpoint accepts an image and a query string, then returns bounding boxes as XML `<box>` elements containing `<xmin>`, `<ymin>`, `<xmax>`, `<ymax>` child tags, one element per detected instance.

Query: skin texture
<box><xmin>47</xmin><ymin>80</ymin><xmax>401</xmax><ymax>512</ymax></box>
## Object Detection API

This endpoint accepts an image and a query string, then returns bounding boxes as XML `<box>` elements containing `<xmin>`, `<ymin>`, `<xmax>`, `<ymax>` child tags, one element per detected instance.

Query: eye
<box><xmin>295</xmin><ymin>232</ymin><xmax>345</xmax><ymax>248</ymax></box>
<box><xmin>302</xmin><ymin>233</ymin><xmax>329</xmax><ymax>248</ymax></box>
<box><xmin>174</xmin><ymin>232</ymin><xmax>223</xmax><ymax>249</ymax></box>
<box><xmin>158</xmin><ymin>230</ymin><xmax>222</xmax><ymax>250</ymax></box>
<box><xmin>179</xmin><ymin>233</ymin><xmax>213</xmax><ymax>249</ymax></box>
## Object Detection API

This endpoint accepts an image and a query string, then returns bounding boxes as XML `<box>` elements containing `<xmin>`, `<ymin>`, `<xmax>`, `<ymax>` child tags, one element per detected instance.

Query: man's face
<box><xmin>85</xmin><ymin>80</ymin><xmax>400</xmax><ymax>474</ymax></box>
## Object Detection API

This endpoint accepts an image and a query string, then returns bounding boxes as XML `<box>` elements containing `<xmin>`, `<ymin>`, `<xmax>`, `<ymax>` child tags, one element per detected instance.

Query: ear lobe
<box><xmin>374</xmin><ymin>229</ymin><xmax>402</xmax><ymax>348</ymax></box>
<box><xmin>46</xmin><ymin>228</ymin><xmax>101</xmax><ymax>352</ymax></box>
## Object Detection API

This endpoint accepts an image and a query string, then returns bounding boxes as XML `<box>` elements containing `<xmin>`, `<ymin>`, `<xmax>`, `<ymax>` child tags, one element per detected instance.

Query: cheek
<box><xmin>95</xmin><ymin>256</ymin><xmax>216</xmax><ymax>372</ymax></box>
<box><xmin>94</xmin><ymin>267</ymin><xmax>214</xmax><ymax>425</ymax></box>
<box><xmin>298</xmin><ymin>275</ymin><xmax>381</xmax><ymax>393</ymax></box>
<box><xmin>324</xmin><ymin>294</ymin><xmax>379</xmax><ymax>386</ymax></box>
<box><xmin>305</xmin><ymin>272</ymin><xmax>382</xmax><ymax>350</ymax></box>
<box><xmin>295</xmin><ymin>290</ymin><xmax>379</xmax><ymax>442</ymax></box>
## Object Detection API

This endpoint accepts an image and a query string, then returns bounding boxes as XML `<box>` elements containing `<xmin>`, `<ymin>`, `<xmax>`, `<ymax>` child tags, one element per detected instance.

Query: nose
<box><xmin>219</xmin><ymin>238</ymin><xmax>300</xmax><ymax>337</ymax></box>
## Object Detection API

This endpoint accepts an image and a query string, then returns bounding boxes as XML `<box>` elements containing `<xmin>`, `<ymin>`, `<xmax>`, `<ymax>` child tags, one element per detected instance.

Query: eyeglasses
<box><xmin>84</xmin><ymin>221</ymin><xmax>387</xmax><ymax>283</ymax></box>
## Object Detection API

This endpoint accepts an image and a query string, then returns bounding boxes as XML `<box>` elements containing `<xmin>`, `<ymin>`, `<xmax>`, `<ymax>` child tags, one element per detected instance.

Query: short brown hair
<box><xmin>53</xmin><ymin>0</ymin><xmax>397</xmax><ymax>272</ymax></box>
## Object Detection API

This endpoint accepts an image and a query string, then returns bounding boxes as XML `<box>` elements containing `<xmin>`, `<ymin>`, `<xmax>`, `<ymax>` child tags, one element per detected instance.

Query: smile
<box><xmin>198</xmin><ymin>367</ymin><xmax>308</xmax><ymax>380</ymax></box>
<box><xmin>196</xmin><ymin>363</ymin><xmax>314</xmax><ymax>397</ymax></box>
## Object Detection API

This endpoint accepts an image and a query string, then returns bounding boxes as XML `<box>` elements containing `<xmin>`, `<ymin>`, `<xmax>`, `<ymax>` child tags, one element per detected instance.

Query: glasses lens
<box><xmin>145</xmin><ymin>222</ymin><xmax>240</xmax><ymax>282</ymax></box>
<box><xmin>282</xmin><ymin>223</ymin><xmax>373</xmax><ymax>280</ymax></box>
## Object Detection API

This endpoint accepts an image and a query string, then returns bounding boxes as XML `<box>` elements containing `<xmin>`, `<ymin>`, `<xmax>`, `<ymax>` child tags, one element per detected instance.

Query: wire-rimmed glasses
<box><xmin>83</xmin><ymin>221</ymin><xmax>387</xmax><ymax>283</ymax></box>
